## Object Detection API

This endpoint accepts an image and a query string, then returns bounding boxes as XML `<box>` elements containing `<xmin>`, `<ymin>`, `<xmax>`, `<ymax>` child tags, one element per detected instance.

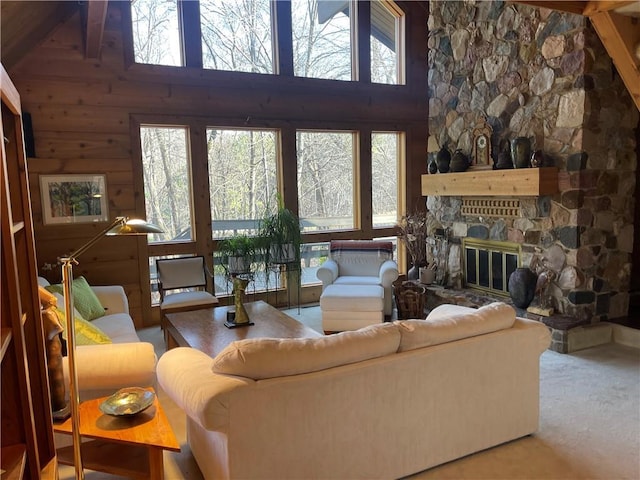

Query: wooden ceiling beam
<box><xmin>582</xmin><ymin>1</ymin><xmax>636</xmax><ymax>16</ymax></box>
<box><xmin>589</xmin><ymin>11</ymin><xmax>640</xmax><ymax>110</ymax></box>
<box><xmin>85</xmin><ymin>0</ymin><xmax>108</xmax><ymax>59</ymax></box>
<box><xmin>509</xmin><ymin>1</ymin><xmax>587</xmax><ymax>15</ymax></box>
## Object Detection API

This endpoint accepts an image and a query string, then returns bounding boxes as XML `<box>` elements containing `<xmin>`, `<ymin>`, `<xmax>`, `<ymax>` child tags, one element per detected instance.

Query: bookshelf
<box><xmin>1</xmin><ymin>63</ymin><xmax>57</xmax><ymax>479</ymax></box>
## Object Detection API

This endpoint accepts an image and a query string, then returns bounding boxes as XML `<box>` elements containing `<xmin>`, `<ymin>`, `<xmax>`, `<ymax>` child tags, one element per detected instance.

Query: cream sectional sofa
<box><xmin>38</xmin><ymin>277</ymin><xmax>157</xmax><ymax>400</ymax></box>
<box><xmin>157</xmin><ymin>302</ymin><xmax>551</xmax><ymax>480</ymax></box>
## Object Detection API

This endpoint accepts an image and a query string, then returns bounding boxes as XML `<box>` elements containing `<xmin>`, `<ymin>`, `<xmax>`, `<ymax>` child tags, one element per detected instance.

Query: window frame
<box><xmin>125</xmin><ymin>0</ymin><xmax>406</xmax><ymax>85</ymax></box>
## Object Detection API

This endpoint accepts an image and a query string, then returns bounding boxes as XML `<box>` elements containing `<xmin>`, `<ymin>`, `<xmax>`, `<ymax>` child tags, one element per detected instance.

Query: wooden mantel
<box><xmin>421</xmin><ymin>167</ymin><xmax>559</xmax><ymax>196</ymax></box>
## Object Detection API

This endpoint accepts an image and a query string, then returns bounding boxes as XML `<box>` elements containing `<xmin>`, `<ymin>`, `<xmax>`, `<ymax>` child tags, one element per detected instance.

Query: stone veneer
<box><xmin>426</xmin><ymin>1</ymin><xmax>638</xmax><ymax>322</ymax></box>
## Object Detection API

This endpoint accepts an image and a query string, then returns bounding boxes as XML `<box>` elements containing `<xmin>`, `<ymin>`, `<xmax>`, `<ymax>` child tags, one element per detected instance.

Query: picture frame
<box><xmin>40</xmin><ymin>174</ymin><xmax>109</xmax><ymax>225</ymax></box>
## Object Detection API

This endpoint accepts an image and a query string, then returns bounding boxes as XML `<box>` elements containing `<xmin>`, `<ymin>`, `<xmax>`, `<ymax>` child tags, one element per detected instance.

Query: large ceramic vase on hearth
<box><xmin>508</xmin><ymin>267</ymin><xmax>537</xmax><ymax>309</ymax></box>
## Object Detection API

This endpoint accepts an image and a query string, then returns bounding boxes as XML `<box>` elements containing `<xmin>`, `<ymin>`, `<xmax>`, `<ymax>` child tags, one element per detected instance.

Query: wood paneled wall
<box><xmin>11</xmin><ymin>2</ymin><xmax>428</xmax><ymax>326</ymax></box>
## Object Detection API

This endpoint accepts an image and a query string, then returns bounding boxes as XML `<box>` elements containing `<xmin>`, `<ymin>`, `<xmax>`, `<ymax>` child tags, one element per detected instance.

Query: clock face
<box><xmin>475</xmin><ymin>133</ymin><xmax>490</xmax><ymax>165</ymax></box>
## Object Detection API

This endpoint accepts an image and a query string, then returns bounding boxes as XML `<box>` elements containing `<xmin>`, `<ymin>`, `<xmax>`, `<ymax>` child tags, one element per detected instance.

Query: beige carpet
<box><xmin>61</xmin><ymin>307</ymin><xmax>640</xmax><ymax>480</ymax></box>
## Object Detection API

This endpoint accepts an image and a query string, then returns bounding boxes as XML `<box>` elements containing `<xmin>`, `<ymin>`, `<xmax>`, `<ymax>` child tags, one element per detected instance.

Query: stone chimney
<box><xmin>426</xmin><ymin>1</ymin><xmax>638</xmax><ymax>322</ymax></box>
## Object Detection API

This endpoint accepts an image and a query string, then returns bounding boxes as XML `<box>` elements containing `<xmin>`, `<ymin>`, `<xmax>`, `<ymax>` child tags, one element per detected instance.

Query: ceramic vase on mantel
<box><xmin>508</xmin><ymin>267</ymin><xmax>537</xmax><ymax>309</ymax></box>
<box><xmin>510</xmin><ymin>137</ymin><xmax>531</xmax><ymax>169</ymax></box>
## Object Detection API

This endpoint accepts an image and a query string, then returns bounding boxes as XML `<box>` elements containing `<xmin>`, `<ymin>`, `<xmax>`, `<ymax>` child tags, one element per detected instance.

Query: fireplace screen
<box><xmin>463</xmin><ymin>238</ymin><xmax>520</xmax><ymax>296</ymax></box>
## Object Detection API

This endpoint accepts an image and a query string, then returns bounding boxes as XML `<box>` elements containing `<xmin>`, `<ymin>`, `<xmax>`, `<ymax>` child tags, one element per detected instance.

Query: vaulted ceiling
<box><xmin>1</xmin><ymin>1</ymin><xmax>639</xmax><ymax>109</ymax></box>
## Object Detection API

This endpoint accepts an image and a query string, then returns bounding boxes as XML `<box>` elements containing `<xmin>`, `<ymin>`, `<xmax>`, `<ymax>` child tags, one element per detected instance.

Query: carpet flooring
<box><xmin>60</xmin><ymin>306</ymin><xmax>640</xmax><ymax>480</ymax></box>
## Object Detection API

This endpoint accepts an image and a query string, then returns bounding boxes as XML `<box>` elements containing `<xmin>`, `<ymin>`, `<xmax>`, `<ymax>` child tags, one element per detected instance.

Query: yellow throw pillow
<box><xmin>46</xmin><ymin>276</ymin><xmax>105</xmax><ymax>321</ymax></box>
<box><xmin>54</xmin><ymin>307</ymin><xmax>112</xmax><ymax>346</ymax></box>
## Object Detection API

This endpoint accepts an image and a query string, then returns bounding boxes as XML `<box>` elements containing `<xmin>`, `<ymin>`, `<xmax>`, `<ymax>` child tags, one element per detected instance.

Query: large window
<box><xmin>372</xmin><ymin>132</ymin><xmax>400</xmax><ymax>227</ymax></box>
<box><xmin>297</xmin><ymin>130</ymin><xmax>355</xmax><ymax>232</ymax></box>
<box><xmin>200</xmin><ymin>0</ymin><xmax>274</xmax><ymax>74</ymax></box>
<box><xmin>131</xmin><ymin>0</ymin><xmax>182</xmax><ymax>66</ymax></box>
<box><xmin>140</xmin><ymin>126</ymin><xmax>192</xmax><ymax>242</ymax></box>
<box><xmin>207</xmin><ymin>128</ymin><xmax>278</xmax><ymax>238</ymax></box>
<box><xmin>129</xmin><ymin>0</ymin><xmax>404</xmax><ymax>84</ymax></box>
<box><xmin>370</xmin><ymin>1</ymin><xmax>403</xmax><ymax>84</ymax></box>
<box><xmin>292</xmin><ymin>0</ymin><xmax>353</xmax><ymax>81</ymax></box>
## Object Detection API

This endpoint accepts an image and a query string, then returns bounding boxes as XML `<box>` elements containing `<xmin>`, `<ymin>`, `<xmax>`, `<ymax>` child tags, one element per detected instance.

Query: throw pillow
<box><xmin>46</xmin><ymin>276</ymin><xmax>105</xmax><ymax>321</ymax></box>
<box><xmin>53</xmin><ymin>306</ymin><xmax>112</xmax><ymax>346</ymax></box>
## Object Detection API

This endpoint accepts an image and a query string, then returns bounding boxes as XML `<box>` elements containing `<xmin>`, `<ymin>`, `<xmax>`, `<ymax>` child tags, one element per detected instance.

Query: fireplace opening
<box><xmin>463</xmin><ymin>238</ymin><xmax>520</xmax><ymax>297</ymax></box>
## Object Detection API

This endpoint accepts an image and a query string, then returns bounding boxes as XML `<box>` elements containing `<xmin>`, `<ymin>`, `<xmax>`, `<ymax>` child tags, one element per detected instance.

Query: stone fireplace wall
<box><xmin>426</xmin><ymin>1</ymin><xmax>638</xmax><ymax>322</ymax></box>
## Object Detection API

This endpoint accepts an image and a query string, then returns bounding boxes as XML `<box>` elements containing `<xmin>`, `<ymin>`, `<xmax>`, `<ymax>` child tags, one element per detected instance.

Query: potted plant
<box><xmin>217</xmin><ymin>234</ymin><xmax>257</xmax><ymax>275</ymax></box>
<box><xmin>260</xmin><ymin>197</ymin><xmax>302</xmax><ymax>265</ymax></box>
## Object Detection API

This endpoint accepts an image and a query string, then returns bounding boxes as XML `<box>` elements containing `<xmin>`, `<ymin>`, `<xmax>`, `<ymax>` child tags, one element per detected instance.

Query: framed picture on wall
<box><xmin>40</xmin><ymin>174</ymin><xmax>109</xmax><ymax>225</ymax></box>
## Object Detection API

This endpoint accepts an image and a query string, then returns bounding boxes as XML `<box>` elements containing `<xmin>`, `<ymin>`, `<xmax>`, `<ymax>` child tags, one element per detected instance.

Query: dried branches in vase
<box><xmin>397</xmin><ymin>210</ymin><xmax>438</xmax><ymax>278</ymax></box>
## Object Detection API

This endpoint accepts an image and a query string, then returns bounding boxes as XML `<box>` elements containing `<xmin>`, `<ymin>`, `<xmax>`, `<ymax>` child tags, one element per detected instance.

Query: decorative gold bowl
<box><xmin>99</xmin><ymin>387</ymin><xmax>155</xmax><ymax>417</ymax></box>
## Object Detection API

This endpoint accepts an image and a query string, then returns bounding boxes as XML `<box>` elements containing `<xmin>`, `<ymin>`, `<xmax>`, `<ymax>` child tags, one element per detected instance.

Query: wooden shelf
<box><xmin>0</xmin><ymin>328</ymin><xmax>12</xmax><ymax>361</ymax></box>
<box><xmin>421</xmin><ymin>167</ymin><xmax>558</xmax><ymax>196</ymax></box>
<box><xmin>1</xmin><ymin>444</ymin><xmax>27</xmax><ymax>480</ymax></box>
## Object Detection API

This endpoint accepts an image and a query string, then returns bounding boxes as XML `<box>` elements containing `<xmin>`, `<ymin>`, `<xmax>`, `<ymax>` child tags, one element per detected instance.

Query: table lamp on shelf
<box><xmin>59</xmin><ymin>216</ymin><xmax>162</xmax><ymax>480</ymax></box>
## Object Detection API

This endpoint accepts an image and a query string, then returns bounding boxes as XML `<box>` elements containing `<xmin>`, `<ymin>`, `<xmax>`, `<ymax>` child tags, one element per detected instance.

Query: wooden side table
<box><xmin>53</xmin><ymin>387</ymin><xmax>180</xmax><ymax>479</ymax></box>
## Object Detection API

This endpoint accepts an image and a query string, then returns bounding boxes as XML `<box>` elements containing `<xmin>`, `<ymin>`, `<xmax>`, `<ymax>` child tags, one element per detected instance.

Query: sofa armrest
<box><xmin>378</xmin><ymin>260</ymin><xmax>399</xmax><ymax>287</ymax></box>
<box><xmin>157</xmin><ymin>347</ymin><xmax>254</xmax><ymax>432</ymax></box>
<box><xmin>316</xmin><ymin>259</ymin><xmax>339</xmax><ymax>287</ymax></box>
<box><xmin>91</xmin><ymin>285</ymin><xmax>129</xmax><ymax>315</ymax></box>
<box><xmin>64</xmin><ymin>342</ymin><xmax>156</xmax><ymax>392</ymax></box>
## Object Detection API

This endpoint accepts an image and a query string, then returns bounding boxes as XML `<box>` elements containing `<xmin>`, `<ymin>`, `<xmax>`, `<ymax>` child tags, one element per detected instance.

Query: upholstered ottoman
<box><xmin>320</xmin><ymin>284</ymin><xmax>384</xmax><ymax>332</ymax></box>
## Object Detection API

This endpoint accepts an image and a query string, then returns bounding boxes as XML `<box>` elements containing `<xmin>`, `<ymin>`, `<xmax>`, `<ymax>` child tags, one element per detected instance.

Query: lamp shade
<box><xmin>107</xmin><ymin>217</ymin><xmax>163</xmax><ymax>235</ymax></box>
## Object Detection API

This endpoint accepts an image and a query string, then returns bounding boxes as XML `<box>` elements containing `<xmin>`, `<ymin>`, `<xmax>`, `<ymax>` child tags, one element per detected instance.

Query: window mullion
<box><xmin>178</xmin><ymin>0</ymin><xmax>203</xmax><ymax>68</ymax></box>
<box><xmin>273</xmin><ymin>0</ymin><xmax>294</xmax><ymax>76</ymax></box>
<box><xmin>359</xmin><ymin>129</ymin><xmax>372</xmax><ymax>235</ymax></box>
<box><xmin>355</xmin><ymin>0</ymin><xmax>371</xmax><ymax>83</ymax></box>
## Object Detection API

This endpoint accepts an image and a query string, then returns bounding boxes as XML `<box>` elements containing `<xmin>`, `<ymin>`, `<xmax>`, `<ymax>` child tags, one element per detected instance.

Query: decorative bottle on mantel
<box><xmin>450</xmin><ymin>149</ymin><xmax>470</xmax><ymax>172</ymax></box>
<box><xmin>510</xmin><ymin>137</ymin><xmax>531</xmax><ymax>169</ymax></box>
<box><xmin>436</xmin><ymin>145</ymin><xmax>451</xmax><ymax>173</ymax></box>
<box><xmin>495</xmin><ymin>139</ymin><xmax>513</xmax><ymax>169</ymax></box>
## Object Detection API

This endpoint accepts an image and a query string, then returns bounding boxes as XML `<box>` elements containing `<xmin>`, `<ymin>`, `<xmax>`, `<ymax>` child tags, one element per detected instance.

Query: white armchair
<box><xmin>317</xmin><ymin>240</ymin><xmax>399</xmax><ymax>316</ymax></box>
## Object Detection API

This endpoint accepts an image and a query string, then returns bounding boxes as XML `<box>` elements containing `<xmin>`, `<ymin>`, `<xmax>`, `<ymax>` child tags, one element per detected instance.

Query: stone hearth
<box><xmin>424</xmin><ymin>285</ymin><xmax>598</xmax><ymax>353</ymax></box>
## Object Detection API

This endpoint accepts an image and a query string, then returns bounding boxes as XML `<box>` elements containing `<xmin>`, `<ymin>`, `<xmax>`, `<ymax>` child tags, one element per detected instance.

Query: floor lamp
<box><xmin>59</xmin><ymin>216</ymin><xmax>162</xmax><ymax>480</ymax></box>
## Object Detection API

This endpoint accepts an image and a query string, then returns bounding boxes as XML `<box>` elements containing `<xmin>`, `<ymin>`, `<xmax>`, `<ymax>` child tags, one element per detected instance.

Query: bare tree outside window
<box><xmin>372</xmin><ymin>132</ymin><xmax>399</xmax><ymax>226</ymax></box>
<box><xmin>131</xmin><ymin>0</ymin><xmax>182</xmax><ymax>66</ymax></box>
<box><xmin>140</xmin><ymin>126</ymin><xmax>192</xmax><ymax>242</ymax></box>
<box><xmin>297</xmin><ymin>130</ymin><xmax>355</xmax><ymax>231</ymax></box>
<box><xmin>292</xmin><ymin>0</ymin><xmax>352</xmax><ymax>81</ymax></box>
<box><xmin>207</xmin><ymin>129</ymin><xmax>278</xmax><ymax>238</ymax></box>
<box><xmin>200</xmin><ymin>0</ymin><xmax>273</xmax><ymax>74</ymax></box>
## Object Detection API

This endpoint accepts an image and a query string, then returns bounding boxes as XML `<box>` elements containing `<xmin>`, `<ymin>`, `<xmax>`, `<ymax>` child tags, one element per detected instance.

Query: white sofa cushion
<box><xmin>212</xmin><ymin>322</ymin><xmax>401</xmax><ymax>380</ymax></box>
<box><xmin>92</xmin><ymin>313</ymin><xmax>142</xmax><ymax>343</ymax></box>
<box><xmin>320</xmin><ymin>284</ymin><xmax>384</xmax><ymax>312</ymax></box>
<box><xmin>396</xmin><ymin>302</ymin><xmax>516</xmax><ymax>352</ymax></box>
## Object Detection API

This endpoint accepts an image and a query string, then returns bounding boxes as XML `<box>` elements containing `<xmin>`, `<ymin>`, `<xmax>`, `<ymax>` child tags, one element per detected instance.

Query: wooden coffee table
<box><xmin>54</xmin><ymin>387</ymin><xmax>179</xmax><ymax>479</ymax></box>
<box><xmin>164</xmin><ymin>300</ymin><xmax>321</xmax><ymax>357</ymax></box>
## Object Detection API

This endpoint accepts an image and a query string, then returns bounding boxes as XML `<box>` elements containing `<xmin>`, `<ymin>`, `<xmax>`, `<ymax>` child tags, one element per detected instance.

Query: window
<box><xmin>131</xmin><ymin>0</ymin><xmax>182</xmax><ymax>66</ymax></box>
<box><xmin>372</xmin><ymin>132</ymin><xmax>400</xmax><ymax>228</ymax></box>
<box><xmin>200</xmin><ymin>0</ymin><xmax>274</xmax><ymax>74</ymax></box>
<box><xmin>370</xmin><ymin>1</ymin><xmax>403</xmax><ymax>84</ymax></box>
<box><xmin>140</xmin><ymin>126</ymin><xmax>192</xmax><ymax>242</ymax></box>
<box><xmin>207</xmin><ymin>128</ymin><xmax>278</xmax><ymax>238</ymax></box>
<box><xmin>297</xmin><ymin>130</ymin><xmax>355</xmax><ymax>232</ymax></box>
<box><xmin>129</xmin><ymin>0</ymin><xmax>405</xmax><ymax>84</ymax></box>
<box><xmin>292</xmin><ymin>0</ymin><xmax>353</xmax><ymax>81</ymax></box>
